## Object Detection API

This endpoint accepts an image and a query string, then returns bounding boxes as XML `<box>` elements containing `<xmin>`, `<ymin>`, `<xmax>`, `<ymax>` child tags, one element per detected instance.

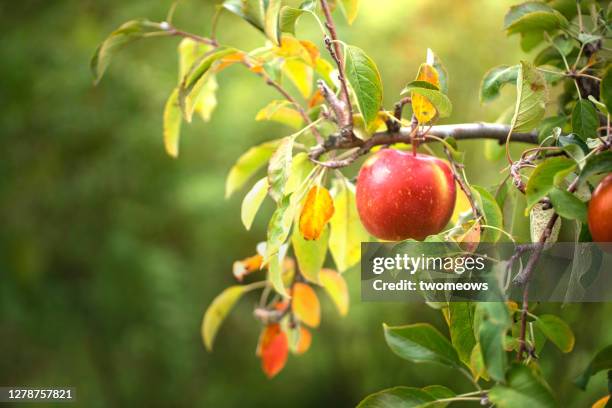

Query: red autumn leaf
<box><xmin>257</xmin><ymin>324</ymin><xmax>289</xmax><ymax>378</ymax></box>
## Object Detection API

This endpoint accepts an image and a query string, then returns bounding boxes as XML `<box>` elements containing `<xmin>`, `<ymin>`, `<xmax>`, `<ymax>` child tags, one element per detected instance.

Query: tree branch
<box><xmin>309</xmin><ymin>123</ymin><xmax>539</xmax><ymax>168</ymax></box>
<box><xmin>514</xmin><ymin>176</ymin><xmax>580</xmax><ymax>360</ymax></box>
<box><xmin>243</xmin><ymin>60</ymin><xmax>324</xmax><ymax>143</ymax></box>
<box><xmin>319</xmin><ymin>0</ymin><xmax>354</xmax><ymax>136</ymax></box>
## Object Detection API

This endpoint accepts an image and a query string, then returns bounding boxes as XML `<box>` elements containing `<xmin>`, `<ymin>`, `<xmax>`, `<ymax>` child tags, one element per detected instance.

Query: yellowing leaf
<box><xmin>283</xmin><ymin>59</ymin><xmax>313</xmax><ymax>98</ymax></box>
<box><xmin>592</xmin><ymin>395</ymin><xmax>610</xmax><ymax>408</ymax></box>
<box><xmin>292</xmin><ymin>224</ymin><xmax>329</xmax><ymax>283</ymax></box>
<box><xmin>299</xmin><ymin>186</ymin><xmax>335</xmax><ymax>240</ymax></box>
<box><xmin>257</xmin><ymin>323</ymin><xmax>289</xmax><ymax>378</ymax></box>
<box><xmin>226</xmin><ymin>139</ymin><xmax>280</xmax><ymax>199</ymax></box>
<box><xmin>339</xmin><ymin>0</ymin><xmax>360</xmax><ymax>25</ymax></box>
<box><xmin>299</xmin><ymin>40</ymin><xmax>320</xmax><ymax>66</ymax></box>
<box><xmin>193</xmin><ymin>74</ymin><xmax>218</xmax><ymax>122</ymax></box>
<box><xmin>295</xmin><ymin>327</ymin><xmax>312</xmax><ymax>355</ymax></box>
<box><xmin>411</xmin><ymin>63</ymin><xmax>440</xmax><ymax>124</ymax></box>
<box><xmin>163</xmin><ymin>88</ymin><xmax>182</xmax><ymax>158</ymax></box>
<box><xmin>329</xmin><ymin>179</ymin><xmax>370</xmax><ymax>272</ymax></box>
<box><xmin>451</xmin><ymin>184</ymin><xmax>471</xmax><ymax>224</ymax></box>
<box><xmin>256</xmin><ymin>100</ymin><xmax>304</xmax><ymax>130</ymax></box>
<box><xmin>275</xmin><ymin>36</ymin><xmax>312</xmax><ymax>63</ymax></box>
<box><xmin>264</xmin><ymin>0</ymin><xmax>282</xmax><ymax>46</ymax></box>
<box><xmin>178</xmin><ymin>37</ymin><xmax>210</xmax><ymax>79</ymax></box>
<box><xmin>320</xmin><ymin>268</ymin><xmax>349</xmax><ymax>316</ymax></box>
<box><xmin>292</xmin><ymin>282</ymin><xmax>321</xmax><ymax>328</ymax></box>
<box><xmin>202</xmin><ymin>286</ymin><xmax>247</xmax><ymax>351</ymax></box>
<box><xmin>215</xmin><ymin>51</ymin><xmax>246</xmax><ymax>72</ymax></box>
<box><xmin>241</xmin><ymin>177</ymin><xmax>269</xmax><ymax>231</ymax></box>
<box><xmin>232</xmin><ymin>254</ymin><xmax>264</xmax><ymax>281</ymax></box>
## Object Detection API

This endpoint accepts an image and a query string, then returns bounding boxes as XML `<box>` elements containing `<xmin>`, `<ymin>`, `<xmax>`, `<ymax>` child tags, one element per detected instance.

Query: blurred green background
<box><xmin>1</xmin><ymin>0</ymin><xmax>611</xmax><ymax>407</ymax></box>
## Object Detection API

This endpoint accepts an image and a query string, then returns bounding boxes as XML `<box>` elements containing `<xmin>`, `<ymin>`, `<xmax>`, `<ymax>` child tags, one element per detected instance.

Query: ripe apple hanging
<box><xmin>356</xmin><ymin>149</ymin><xmax>457</xmax><ymax>241</ymax></box>
<box><xmin>588</xmin><ymin>173</ymin><xmax>612</xmax><ymax>243</ymax></box>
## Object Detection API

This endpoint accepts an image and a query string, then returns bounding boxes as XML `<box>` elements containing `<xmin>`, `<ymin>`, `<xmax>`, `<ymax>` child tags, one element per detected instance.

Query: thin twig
<box><xmin>320</xmin><ymin>0</ymin><xmax>354</xmax><ymax>136</ymax></box>
<box><xmin>514</xmin><ymin>176</ymin><xmax>580</xmax><ymax>360</ymax></box>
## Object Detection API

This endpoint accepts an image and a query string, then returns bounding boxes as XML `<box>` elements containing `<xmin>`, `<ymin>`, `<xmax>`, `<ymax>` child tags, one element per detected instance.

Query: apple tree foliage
<box><xmin>92</xmin><ymin>0</ymin><xmax>612</xmax><ymax>406</ymax></box>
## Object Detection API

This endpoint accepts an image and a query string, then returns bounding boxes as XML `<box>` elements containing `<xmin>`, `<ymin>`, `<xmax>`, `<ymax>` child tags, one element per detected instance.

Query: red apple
<box><xmin>356</xmin><ymin>149</ymin><xmax>457</xmax><ymax>241</ymax></box>
<box><xmin>588</xmin><ymin>173</ymin><xmax>612</xmax><ymax>242</ymax></box>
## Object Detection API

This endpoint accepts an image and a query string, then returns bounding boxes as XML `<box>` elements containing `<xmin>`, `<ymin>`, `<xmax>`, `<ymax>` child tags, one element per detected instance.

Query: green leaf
<box><xmin>267</xmin><ymin>194</ymin><xmax>294</xmax><ymax>261</ymax></box>
<box><xmin>338</xmin><ymin>0</ymin><xmax>360</xmax><ymax>25</ymax></box>
<box><xmin>469</xmin><ymin>343</ymin><xmax>489</xmax><ymax>381</ymax></box>
<box><xmin>601</xmin><ymin>66</ymin><xmax>612</xmax><ymax>114</ymax></box>
<box><xmin>285</xmin><ymin>153</ymin><xmax>315</xmax><ymax>194</ymax></box>
<box><xmin>538</xmin><ymin>115</ymin><xmax>568</xmax><ymax>142</ymax></box>
<box><xmin>430</xmin><ymin>49</ymin><xmax>449</xmax><ymax>95</ymax></box>
<box><xmin>222</xmin><ymin>0</ymin><xmax>265</xmax><ymax>32</ymax></box>
<box><xmin>477</xmin><ymin>302</ymin><xmax>511</xmax><ymax>382</ymax></box>
<box><xmin>357</xmin><ymin>386</ymin><xmax>455</xmax><ymax>408</ymax></box>
<box><xmin>268</xmin><ymin>242</ymin><xmax>289</xmax><ymax>297</ymax></box>
<box><xmin>524</xmin><ymin>157</ymin><xmax>576</xmax><ymax>213</ymax></box>
<box><xmin>329</xmin><ymin>179</ymin><xmax>370</xmax><ymax>272</ymax></box>
<box><xmin>510</xmin><ymin>61</ymin><xmax>547</xmax><ymax>133</ymax></box>
<box><xmin>279</xmin><ymin>6</ymin><xmax>306</xmax><ymax>35</ymax></box>
<box><xmin>91</xmin><ymin>19</ymin><xmax>165</xmax><ymax>84</ymax></box>
<box><xmin>489</xmin><ymin>364</ymin><xmax>556</xmax><ymax>408</ymax></box>
<box><xmin>163</xmin><ymin>88</ymin><xmax>182</xmax><ymax>158</ymax></box>
<box><xmin>504</xmin><ymin>2</ymin><xmax>568</xmax><ymax>35</ymax></box>
<box><xmin>534</xmin><ymin>34</ymin><xmax>575</xmax><ymax>66</ymax></box>
<box><xmin>344</xmin><ymin>45</ymin><xmax>384</xmax><ymax>127</ymax></box>
<box><xmin>202</xmin><ymin>286</ymin><xmax>247</xmax><ymax>350</ymax></box>
<box><xmin>472</xmin><ymin>186</ymin><xmax>503</xmax><ymax>242</ymax></box>
<box><xmin>572</xmin><ymin>100</ymin><xmax>599</xmax><ymax>140</ymax></box>
<box><xmin>534</xmin><ymin>314</ymin><xmax>575</xmax><ymax>353</ymax></box>
<box><xmin>179</xmin><ymin>47</ymin><xmax>236</xmax><ymax>120</ymax></box>
<box><xmin>226</xmin><ymin>140</ymin><xmax>280</xmax><ymax>199</ymax></box>
<box><xmin>267</xmin><ymin>136</ymin><xmax>295</xmax><ymax>202</ymax></box>
<box><xmin>178</xmin><ymin>38</ymin><xmax>220</xmax><ymax>122</ymax></box>
<box><xmin>575</xmin><ymin>345</ymin><xmax>612</xmax><ymax>390</ymax></box>
<box><xmin>480</xmin><ymin>65</ymin><xmax>519</xmax><ymax>104</ymax></box>
<box><xmin>401</xmin><ymin>84</ymin><xmax>452</xmax><ymax>119</ymax></box>
<box><xmin>383</xmin><ymin>323</ymin><xmax>461</xmax><ymax>368</ymax></box>
<box><xmin>178</xmin><ymin>38</ymin><xmax>210</xmax><ymax>79</ymax></box>
<box><xmin>403</xmin><ymin>80</ymin><xmax>440</xmax><ymax>91</ymax></box>
<box><xmin>549</xmin><ymin>188</ymin><xmax>587</xmax><ymax>223</ymax></box>
<box><xmin>588</xmin><ymin>95</ymin><xmax>609</xmax><ymax>116</ymax></box>
<box><xmin>292</xmin><ymin>224</ymin><xmax>329</xmax><ymax>283</ymax></box>
<box><xmin>241</xmin><ymin>177</ymin><xmax>269</xmax><ymax>230</ymax></box>
<box><xmin>264</xmin><ymin>0</ymin><xmax>282</xmax><ymax>46</ymax></box>
<box><xmin>579</xmin><ymin>151</ymin><xmax>612</xmax><ymax>185</ymax></box>
<box><xmin>447</xmin><ymin>303</ymin><xmax>476</xmax><ymax>365</ymax></box>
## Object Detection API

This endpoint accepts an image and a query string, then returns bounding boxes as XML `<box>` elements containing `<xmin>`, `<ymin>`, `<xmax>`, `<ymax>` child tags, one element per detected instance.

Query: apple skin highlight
<box><xmin>356</xmin><ymin>149</ymin><xmax>457</xmax><ymax>241</ymax></box>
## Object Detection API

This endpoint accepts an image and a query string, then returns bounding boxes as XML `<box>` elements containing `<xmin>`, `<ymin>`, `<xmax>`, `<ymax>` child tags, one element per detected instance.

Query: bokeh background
<box><xmin>2</xmin><ymin>0</ymin><xmax>611</xmax><ymax>407</ymax></box>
